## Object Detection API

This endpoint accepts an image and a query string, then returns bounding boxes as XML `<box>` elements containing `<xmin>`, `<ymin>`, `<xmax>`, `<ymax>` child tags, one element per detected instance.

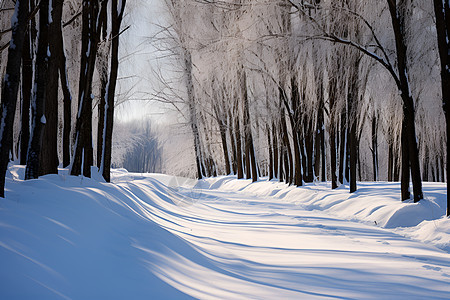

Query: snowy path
<box><xmin>1</xmin><ymin>171</ymin><xmax>449</xmax><ymax>299</ymax></box>
<box><xmin>150</xmin><ymin>184</ymin><xmax>450</xmax><ymax>299</ymax></box>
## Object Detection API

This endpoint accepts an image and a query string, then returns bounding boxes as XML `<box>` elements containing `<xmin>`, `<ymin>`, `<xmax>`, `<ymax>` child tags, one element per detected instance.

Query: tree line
<box><xmin>154</xmin><ymin>0</ymin><xmax>449</xmax><ymax>216</ymax></box>
<box><xmin>0</xmin><ymin>0</ymin><xmax>127</xmax><ymax>194</ymax></box>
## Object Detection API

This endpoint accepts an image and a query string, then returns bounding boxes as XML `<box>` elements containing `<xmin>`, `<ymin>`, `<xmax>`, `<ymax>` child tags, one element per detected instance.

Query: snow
<box><xmin>48</xmin><ymin>0</ymin><xmax>53</xmax><ymax>24</ymax></box>
<box><xmin>0</xmin><ymin>165</ymin><xmax>449</xmax><ymax>299</ymax></box>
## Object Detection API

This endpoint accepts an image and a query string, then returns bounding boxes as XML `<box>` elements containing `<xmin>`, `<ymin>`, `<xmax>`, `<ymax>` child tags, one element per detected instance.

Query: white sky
<box><xmin>115</xmin><ymin>0</ymin><xmax>175</xmax><ymax>124</ymax></box>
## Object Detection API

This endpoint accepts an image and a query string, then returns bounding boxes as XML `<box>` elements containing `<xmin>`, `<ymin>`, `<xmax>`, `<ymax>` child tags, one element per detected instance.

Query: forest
<box><xmin>0</xmin><ymin>0</ymin><xmax>449</xmax><ymax>216</ymax></box>
<box><xmin>149</xmin><ymin>0</ymin><xmax>450</xmax><ymax>216</ymax></box>
<box><xmin>0</xmin><ymin>1</ymin><xmax>450</xmax><ymax>298</ymax></box>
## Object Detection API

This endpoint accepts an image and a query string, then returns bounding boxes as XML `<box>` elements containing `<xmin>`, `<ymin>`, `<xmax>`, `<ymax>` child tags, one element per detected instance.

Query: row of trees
<box><xmin>154</xmin><ymin>0</ymin><xmax>449</xmax><ymax>216</ymax></box>
<box><xmin>0</xmin><ymin>0</ymin><xmax>126</xmax><ymax>195</ymax></box>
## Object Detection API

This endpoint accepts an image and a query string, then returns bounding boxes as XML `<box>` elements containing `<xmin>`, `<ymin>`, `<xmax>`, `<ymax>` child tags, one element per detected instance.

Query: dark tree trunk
<box><xmin>290</xmin><ymin>75</ymin><xmax>303</xmax><ymax>186</ymax></box>
<box><xmin>101</xmin><ymin>0</ymin><xmax>126</xmax><ymax>182</ymax></box>
<box><xmin>0</xmin><ymin>0</ymin><xmax>29</xmax><ymax>197</ymax></box>
<box><xmin>329</xmin><ymin>77</ymin><xmax>338</xmax><ymax>189</ymax></box>
<box><xmin>338</xmin><ymin>112</ymin><xmax>347</xmax><ymax>185</ymax></box>
<box><xmin>278</xmin><ymin>86</ymin><xmax>293</xmax><ymax>184</ymax></box>
<box><xmin>60</xmin><ymin>32</ymin><xmax>72</xmax><ymax>168</ymax></box>
<box><xmin>435</xmin><ymin>156</ymin><xmax>440</xmax><ymax>183</ymax></box>
<box><xmin>218</xmin><ymin>114</ymin><xmax>231</xmax><ymax>175</ymax></box>
<box><xmin>267</xmin><ymin>124</ymin><xmax>273</xmax><ymax>180</ymax></box>
<box><xmin>318</xmin><ymin>100</ymin><xmax>326</xmax><ymax>182</ymax></box>
<box><xmin>388</xmin><ymin>141</ymin><xmax>394</xmax><ymax>182</ymax></box>
<box><xmin>40</xmin><ymin>0</ymin><xmax>64</xmax><ymax>176</ymax></box>
<box><xmin>25</xmin><ymin>0</ymin><xmax>50</xmax><ymax>180</ymax></box>
<box><xmin>280</xmin><ymin>108</ymin><xmax>292</xmax><ymax>185</ymax></box>
<box><xmin>348</xmin><ymin>103</ymin><xmax>357</xmax><ymax>193</ymax></box>
<box><xmin>371</xmin><ymin>112</ymin><xmax>379</xmax><ymax>181</ymax></box>
<box><xmin>228</xmin><ymin>108</ymin><xmax>237</xmax><ymax>174</ymax></box>
<box><xmin>400</xmin><ymin>123</ymin><xmax>411</xmax><ymax>200</ymax></box>
<box><xmin>272</xmin><ymin>122</ymin><xmax>279</xmax><ymax>179</ymax></box>
<box><xmin>394</xmin><ymin>149</ymin><xmax>400</xmax><ymax>182</ymax></box>
<box><xmin>432</xmin><ymin>0</ymin><xmax>450</xmax><ymax>216</ymax></box>
<box><xmin>388</xmin><ymin>1</ymin><xmax>423</xmax><ymax>202</ymax></box>
<box><xmin>72</xmin><ymin>0</ymin><xmax>101</xmax><ymax>178</ymax></box>
<box><xmin>423</xmin><ymin>146</ymin><xmax>429</xmax><ymax>182</ymax></box>
<box><xmin>305</xmin><ymin>118</ymin><xmax>314</xmax><ymax>183</ymax></box>
<box><xmin>96</xmin><ymin>3</ymin><xmax>108</xmax><ymax>169</ymax></box>
<box><xmin>241</xmin><ymin>69</ymin><xmax>255</xmax><ymax>180</ymax></box>
<box><xmin>19</xmin><ymin>0</ymin><xmax>34</xmax><ymax>165</ymax></box>
<box><xmin>235</xmin><ymin>107</ymin><xmax>244</xmax><ymax>179</ymax></box>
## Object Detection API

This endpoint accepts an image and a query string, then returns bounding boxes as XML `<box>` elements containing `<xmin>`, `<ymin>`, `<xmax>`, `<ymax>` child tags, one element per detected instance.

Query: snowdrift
<box><xmin>202</xmin><ymin>176</ymin><xmax>450</xmax><ymax>252</ymax></box>
<box><xmin>0</xmin><ymin>166</ymin><xmax>449</xmax><ymax>299</ymax></box>
<box><xmin>0</xmin><ymin>166</ymin><xmax>205</xmax><ymax>299</ymax></box>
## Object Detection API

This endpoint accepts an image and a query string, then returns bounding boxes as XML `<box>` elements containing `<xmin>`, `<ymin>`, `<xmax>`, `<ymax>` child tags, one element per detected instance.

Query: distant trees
<box><xmin>0</xmin><ymin>0</ymin><xmax>128</xmax><ymax>196</ymax></box>
<box><xmin>113</xmin><ymin>120</ymin><xmax>162</xmax><ymax>173</ymax></box>
<box><xmin>155</xmin><ymin>0</ymin><xmax>447</xmax><ymax>215</ymax></box>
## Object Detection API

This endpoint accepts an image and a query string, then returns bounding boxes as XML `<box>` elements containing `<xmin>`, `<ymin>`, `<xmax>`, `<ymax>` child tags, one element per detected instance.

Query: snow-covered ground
<box><xmin>1</xmin><ymin>166</ymin><xmax>449</xmax><ymax>299</ymax></box>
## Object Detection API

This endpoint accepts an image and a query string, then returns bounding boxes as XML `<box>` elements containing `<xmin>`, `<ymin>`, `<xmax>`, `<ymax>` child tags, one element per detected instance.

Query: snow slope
<box><xmin>0</xmin><ymin>166</ymin><xmax>449</xmax><ymax>299</ymax></box>
<box><xmin>201</xmin><ymin>176</ymin><xmax>450</xmax><ymax>252</ymax></box>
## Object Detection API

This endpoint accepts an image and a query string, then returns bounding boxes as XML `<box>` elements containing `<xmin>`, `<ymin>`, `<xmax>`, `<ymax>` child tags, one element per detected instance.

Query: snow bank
<box><xmin>0</xmin><ymin>166</ymin><xmax>203</xmax><ymax>299</ymax></box>
<box><xmin>1</xmin><ymin>166</ymin><xmax>449</xmax><ymax>299</ymax></box>
<box><xmin>201</xmin><ymin>176</ymin><xmax>450</xmax><ymax>252</ymax></box>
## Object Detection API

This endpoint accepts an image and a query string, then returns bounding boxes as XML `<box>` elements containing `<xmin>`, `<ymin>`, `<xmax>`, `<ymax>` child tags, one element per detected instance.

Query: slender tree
<box><xmin>433</xmin><ymin>0</ymin><xmax>450</xmax><ymax>216</ymax></box>
<box><xmin>100</xmin><ymin>0</ymin><xmax>126</xmax><ymax>182</ymax></box>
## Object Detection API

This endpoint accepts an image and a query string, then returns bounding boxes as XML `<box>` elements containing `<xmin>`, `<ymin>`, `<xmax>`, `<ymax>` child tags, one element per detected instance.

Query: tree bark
<box><xmin>96</xmin><ymin>2</ymin><xmax>108</xmax><ymax>169</ymax></box>
<box><xmin>388</xmin><ymin>0</ymin><xmax>423</xmax><ymax>202</ymax></box>
<box><xmin>19</xmin><ymin>0</ymin><xmax>34</xmax><ymax>165</ymax></box>
<box><xmin>0</xmin><ymin>0</ymin><xmax>28</xmax><ymax>197</ymax></box>
<box><xmin>71</xmin><ymin>0</ymin><xmax>101</xmax><ymax>178</ymax></box>
<box><xmin>25</xmin><ymin>0</ymin><xmax>50</xmax><ymax>180</ymax></box>
<box><xmin>329</xmin><ymin>75</ymin><xmax>338</xmax><ymax>189</ymax></box>
<box><xmin>101</xmin><ymin>0</ymin><xmax>126</xmax><ymax>182</ymax></box>
<box><xmin>235</xmin><ymin>106</ymin><xmax>244</xmax><ymax>179</ymax></box>
<box><xmin>371</xmin><ymin>112</ymin><xmax>379</xmax><ymax>181</ymax></box>
<box><xmin>432</xmin><ymin>0</ymin><xmax>450</xmax><ymax>216</ymax></box>
<box><xmin>40</xmin><ymin>0</ymin><xmax>64</xmax><ymax>176</ymax></box>
<box><xmin>400</xmin><ymin>122</ymin><xmax>411</xmax><ymax>200</ymax></box>
<box><xmin>59</xmin><ymin>31</ymin><xmax>73</xmax><ymax>168</ymax></box>
<box><xmin>290</xmin><ymin>74</ymin><xmax>303</xmax><ymax>186</ymax></box>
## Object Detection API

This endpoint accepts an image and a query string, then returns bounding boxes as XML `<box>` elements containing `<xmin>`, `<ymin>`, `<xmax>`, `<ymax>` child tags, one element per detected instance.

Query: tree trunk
<box><xmin>218</xmin><ymin>115</ymin><xmax>231</xmax><ymax>175</ymax></box>
<box><xmin>25</xmin><ymin>0</ymin><xmax>50</xmax><ymax>180</ymax></box>
<box><xmin>97</xmin><ymin>3</ymin><xmax>108</xmax><ymax>169</ymax></box>
<box><xmin>305</xmin><ymin>118</ymin><xmax>314</xmax><ymax>183</ymax></box>
<box><xmin>71</xmin><ymin>0</ymin><xmax>101</xmax><ymax>178</ymax></box>
<box><xmin>329</xmin><ymin>78</ymin><xmax>338</xmax><ymax>189</ymax></box>
<box><xmin>267</xmin><ymin>124</ymin><xmax>273</xmax><ymax>180</ymax></box>
<box><xmin>272</xmin><ymin>122</ymin><xmax>279</xmax><ymax>179</ymax></box>
<box><xmin>0</xmin><ymin>0</ymin><xmax>29</xmax><ymax>197</ymax></box>
<box><xmin>432</xmin><ymin>0</ymin><xmax>450</xmax><ymax>216</ymax></box>
<box><xmin>388</xmin><ymin>141</ymin><xmax>394</xmax><ymax>182</ymax></box>
<box><xmin>400</xmin><ymin>122</ymin><xmax>411</xmax><ymax>200</ymax></box>
<box><xmin>228</xmin><ymin>108</ymin><xmax>237</xmax><ymax>174</ymax></box>
<box><xmin>388</xmin><ymin>0</ymin><xmax>423</xmax><ymax>202</ymax></box>
<box><xmin>40</xmin><ymin>0</ymin><xmax>64</xmax><ymax>176</ymax></box>
<box><xmin>235</xmin><ymin>108</ymin><xmax>244</xmax><ymax>179</ymax></box>
<box><xmin>371</xmin><ymin>112</ymin><xmax>378</xmax><ymax>181</ymax></box>
<box><xmin>101</xmin><ymin>0</ymin><xmax>126</xmax><ymax>182</ymax></box>
<box><xmin>60</xmin><ymin>32</ymin><xmax>73</xmax><ymax>168</ymax></box>
<box><xmin>348</xmin><ymin>100</ymin><xmax>357</xmax><ymax>193</ymax></box>
<box><xmin>19</xmin><ymin>0</ymin><xmax>34</xmax><ymax>165</ymax></box>
<box><xmin>290</xmin><ymin>75</ymin><xmax>303</xmax><ymax>186</ymax></box>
